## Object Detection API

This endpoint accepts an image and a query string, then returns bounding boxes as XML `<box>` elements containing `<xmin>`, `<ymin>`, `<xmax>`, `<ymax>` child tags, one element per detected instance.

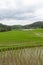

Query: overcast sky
<box><xmin>0</xmin><ymin>0</ymin><xmax>43</xmax><ymax>25</ymax></box>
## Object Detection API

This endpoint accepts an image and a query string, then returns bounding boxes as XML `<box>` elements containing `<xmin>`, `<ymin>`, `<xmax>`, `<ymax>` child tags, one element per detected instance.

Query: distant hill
<box><xmin>0</xmin><ymin>21</ymin><xmax>43</xmax><ymax>32</ymax></box>
<box><xmin>0</xmin><ymin>24</ymin><xmax>11</xmax><ymax>32</ymax></box>
<box><xmin>23</xmin><ymin>21</ymin><xmax>43</xmax><ymax>29</ymax></box>
<box><xmin>12</xmin><ymin>25</ymin><xmax>22</xmax><ymax>29</ymax></box>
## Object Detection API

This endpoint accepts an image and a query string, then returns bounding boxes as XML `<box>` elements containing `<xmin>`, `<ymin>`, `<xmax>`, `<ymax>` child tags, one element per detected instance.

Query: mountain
<box><xmin>24</xmin><ymin>21</ymin><xmax>43</xmax><ymax>29</ymax></box>
<box><xmin>0</xmin><ymin>21</ymin><xmax>43</xmax><ymax>32</ymax></box>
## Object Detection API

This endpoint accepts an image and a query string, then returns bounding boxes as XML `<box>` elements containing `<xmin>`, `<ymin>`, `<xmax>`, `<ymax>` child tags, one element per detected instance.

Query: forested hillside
<box><xmin>24</xmin><ymin>21</ymin><xmax>43</xmax><ymax>29</ymax></box>
<box><xmin>0</xmin><ymin>21</ymin><xmax>43</xmax><ymax>32</ymax></box>
<box><xmin>0</xmin><ymin>24</ymin><xmax>11</xmax><ymax>32</ymax></box>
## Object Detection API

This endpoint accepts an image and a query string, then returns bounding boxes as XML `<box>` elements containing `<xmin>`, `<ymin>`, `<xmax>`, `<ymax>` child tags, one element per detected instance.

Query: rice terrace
<box><xmin>0</xmin><ymin>24</ymin><xmax>43</xmax><ymax>65</ymax></box>
<box><xmin>0</xmin><ymin>29</ymin><xmax>43</xmax><ymax>48</ymax></box>
<box><xmin>0</xmin><ymin>0</ymin><xmax>43</xmax><ymax>65</ymax></box>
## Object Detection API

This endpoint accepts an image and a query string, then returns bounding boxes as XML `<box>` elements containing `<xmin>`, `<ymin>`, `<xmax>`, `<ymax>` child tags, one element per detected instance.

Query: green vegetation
<box><xmin>0</xmin><ymin>47</ymin><xmax>43</xmax><ymax>65</ymax></box>
<box><xmin>0</xmin><ymin>29</ymin><xmax>43</xmax><ymax>49</ymax></box>
<box><xmin>0</xmin><ymin>24</ymin><xmax>11</xmax><ymax>32</ymax></box>
<box><xmin>24</xmin><ymin>21</ymin><xmax>43</xmax><ymax>29</ymax></box>
<box><xmin>0</xmin><ymin>22</ymin><xmax>43</xmax><ymax>65</ymax></box>
<box><xmin>0</xmin><ymin>21</ymin><xmax>43</xmax><ymax>32</ymax></box>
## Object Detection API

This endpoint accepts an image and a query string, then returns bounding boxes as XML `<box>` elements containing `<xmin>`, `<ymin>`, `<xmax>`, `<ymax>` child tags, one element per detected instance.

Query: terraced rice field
<box><xmin>0</xmin><ymin>29</ymin><xmax>43</xmax><ymax>65</ymax></box>
<box><xmin>0</xmin><ymin>29</ymin><xmax>43</xmax><ymax>49</ymax></box>
<box><xmin>0</xmin><ymin>47</ymin><xmax>43</xmax><ymax>65</ymax></box>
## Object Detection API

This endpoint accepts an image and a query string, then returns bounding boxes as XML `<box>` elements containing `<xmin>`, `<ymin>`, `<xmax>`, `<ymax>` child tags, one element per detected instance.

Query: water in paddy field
<box><xmin>0</xmin><ymin>47</ymin><xmax>43</xmax><ymax>65</ymax></box>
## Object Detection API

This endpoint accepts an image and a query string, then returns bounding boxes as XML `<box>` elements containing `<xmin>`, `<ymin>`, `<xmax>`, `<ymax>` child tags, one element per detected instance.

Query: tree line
<box><xmin>0</xmin><ymin>24</ymin><xmax>11</xmax><ymax>32</ymax></box>
<box><xmin>0</xmin><ymin>21</ymin><xmax>43</xmax><ymax>32</ymax></box>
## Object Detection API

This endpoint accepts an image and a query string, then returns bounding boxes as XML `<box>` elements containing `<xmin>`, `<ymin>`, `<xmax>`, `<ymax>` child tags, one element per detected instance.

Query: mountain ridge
<box><xmin>0</xmin><ymin>21</ymin><xmax>43</xmax><ymax>32</ymax></box>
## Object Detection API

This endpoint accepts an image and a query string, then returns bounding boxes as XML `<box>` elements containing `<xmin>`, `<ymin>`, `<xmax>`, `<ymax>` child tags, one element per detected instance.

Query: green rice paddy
<box><xmin>0</xmin><ymin>29</ymin><xmax>43</xmax><ymax>65</ymax></box>
<box><xmin>0</xmin><ymin>29</ymin><xmax>43</xmax><ymax>49</ymax></box>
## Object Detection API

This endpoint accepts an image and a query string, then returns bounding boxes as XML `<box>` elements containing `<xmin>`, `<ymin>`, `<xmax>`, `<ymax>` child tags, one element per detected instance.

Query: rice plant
<box><xmin>0</xmin><ymin>47</ymin><xmax>43</xmax><ymax>65</ymax></box>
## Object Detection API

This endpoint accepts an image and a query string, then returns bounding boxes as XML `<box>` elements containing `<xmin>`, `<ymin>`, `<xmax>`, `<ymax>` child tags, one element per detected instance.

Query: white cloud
<box><xmin>0</xmin><ymin>0</ymin><xmax>17</xmax><ymax>9</ymax></box>
<box><xmin>15</xmin><ymin>12</ymin><xmax>33</xmax><ymax>17</ymax></box>
<box><xmin>34</xmin><ymin>8</ymin><xmax>43</xmax><ymax>16</ymax></box>
<box><xmin>0</xmin><ymin>0</ymin><xmax>43</xmax><ymax>9</ymax></box>
<box><xmin>33</xmin><ymin>8</ymin><xmax>43</xmax><ymax>21</ymax></box>
<box><xmin>0</xmin><ymin>19</ymin><xmax>33</xmax><ymax>25</ymax></box>
<box><xmin>0</xmin><ymin>0</ymin><xmax>43</xmax><ymax>25</ymax></box>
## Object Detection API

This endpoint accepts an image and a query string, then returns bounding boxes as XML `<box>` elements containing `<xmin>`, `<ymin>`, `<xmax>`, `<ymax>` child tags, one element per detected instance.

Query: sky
<box><xmin>0</xmin><ymin>0</ymin><xmax>43</xmax><ymax>25</ymax></box>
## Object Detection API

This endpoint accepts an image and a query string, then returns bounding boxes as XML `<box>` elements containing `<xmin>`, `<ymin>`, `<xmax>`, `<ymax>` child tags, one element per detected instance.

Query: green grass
<box><xmin>0</xmin><ymin>29</ymin><xmax>43</xmax><ymax>49</ymax></box>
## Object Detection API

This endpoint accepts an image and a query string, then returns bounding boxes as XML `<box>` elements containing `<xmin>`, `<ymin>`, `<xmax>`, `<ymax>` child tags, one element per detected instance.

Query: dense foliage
<box><xmin>0</xmin><ymin>21</ymin><xmax>43</xmax><ymax>32</ymax></box>
<box><xmin>0</xmin><ymin>24</ymin><xmax>11</xmax><ymax>32</ymax></box>
<box><xmin>24</xmin><ymin>21</ymin><xmax>43</xmax><ymax>29</ymax></box>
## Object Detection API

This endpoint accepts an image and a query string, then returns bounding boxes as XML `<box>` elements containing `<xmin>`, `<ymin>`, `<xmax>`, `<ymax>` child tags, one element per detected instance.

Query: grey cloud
<box><xmin>0</xmin><ymin>2</ymin><xmax>43</xmax><ymax>21</ymax></box>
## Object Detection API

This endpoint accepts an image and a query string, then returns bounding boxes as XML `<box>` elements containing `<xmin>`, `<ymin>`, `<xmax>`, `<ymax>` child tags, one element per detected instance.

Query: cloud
<box><xmin>0</xmin><ymin>0</ymin><xmax>43</xmax><ymax>25</ymax></box>
<box><xmin>0</xmin><ymin>0</ymin><xmax>43</xmax><ymax>9</ymax></box>
<box><xmin>0</xmin><ymin>19</ymin><xmax>33</xmax><ymax>25</ymax></box>
<box><xmin>0</xmin><ymin>0</ymin><xmax>17</xmax><ymax>9</ymax></box>
<box><xmin>34</xmin><ymin>8</ymin><xmax>43</xmax><ymax>16</ymax></box>
<box><xmin>31</xmin><ymin>8</ymin><xmax>43</xmax><ymax>21</ymax></box>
